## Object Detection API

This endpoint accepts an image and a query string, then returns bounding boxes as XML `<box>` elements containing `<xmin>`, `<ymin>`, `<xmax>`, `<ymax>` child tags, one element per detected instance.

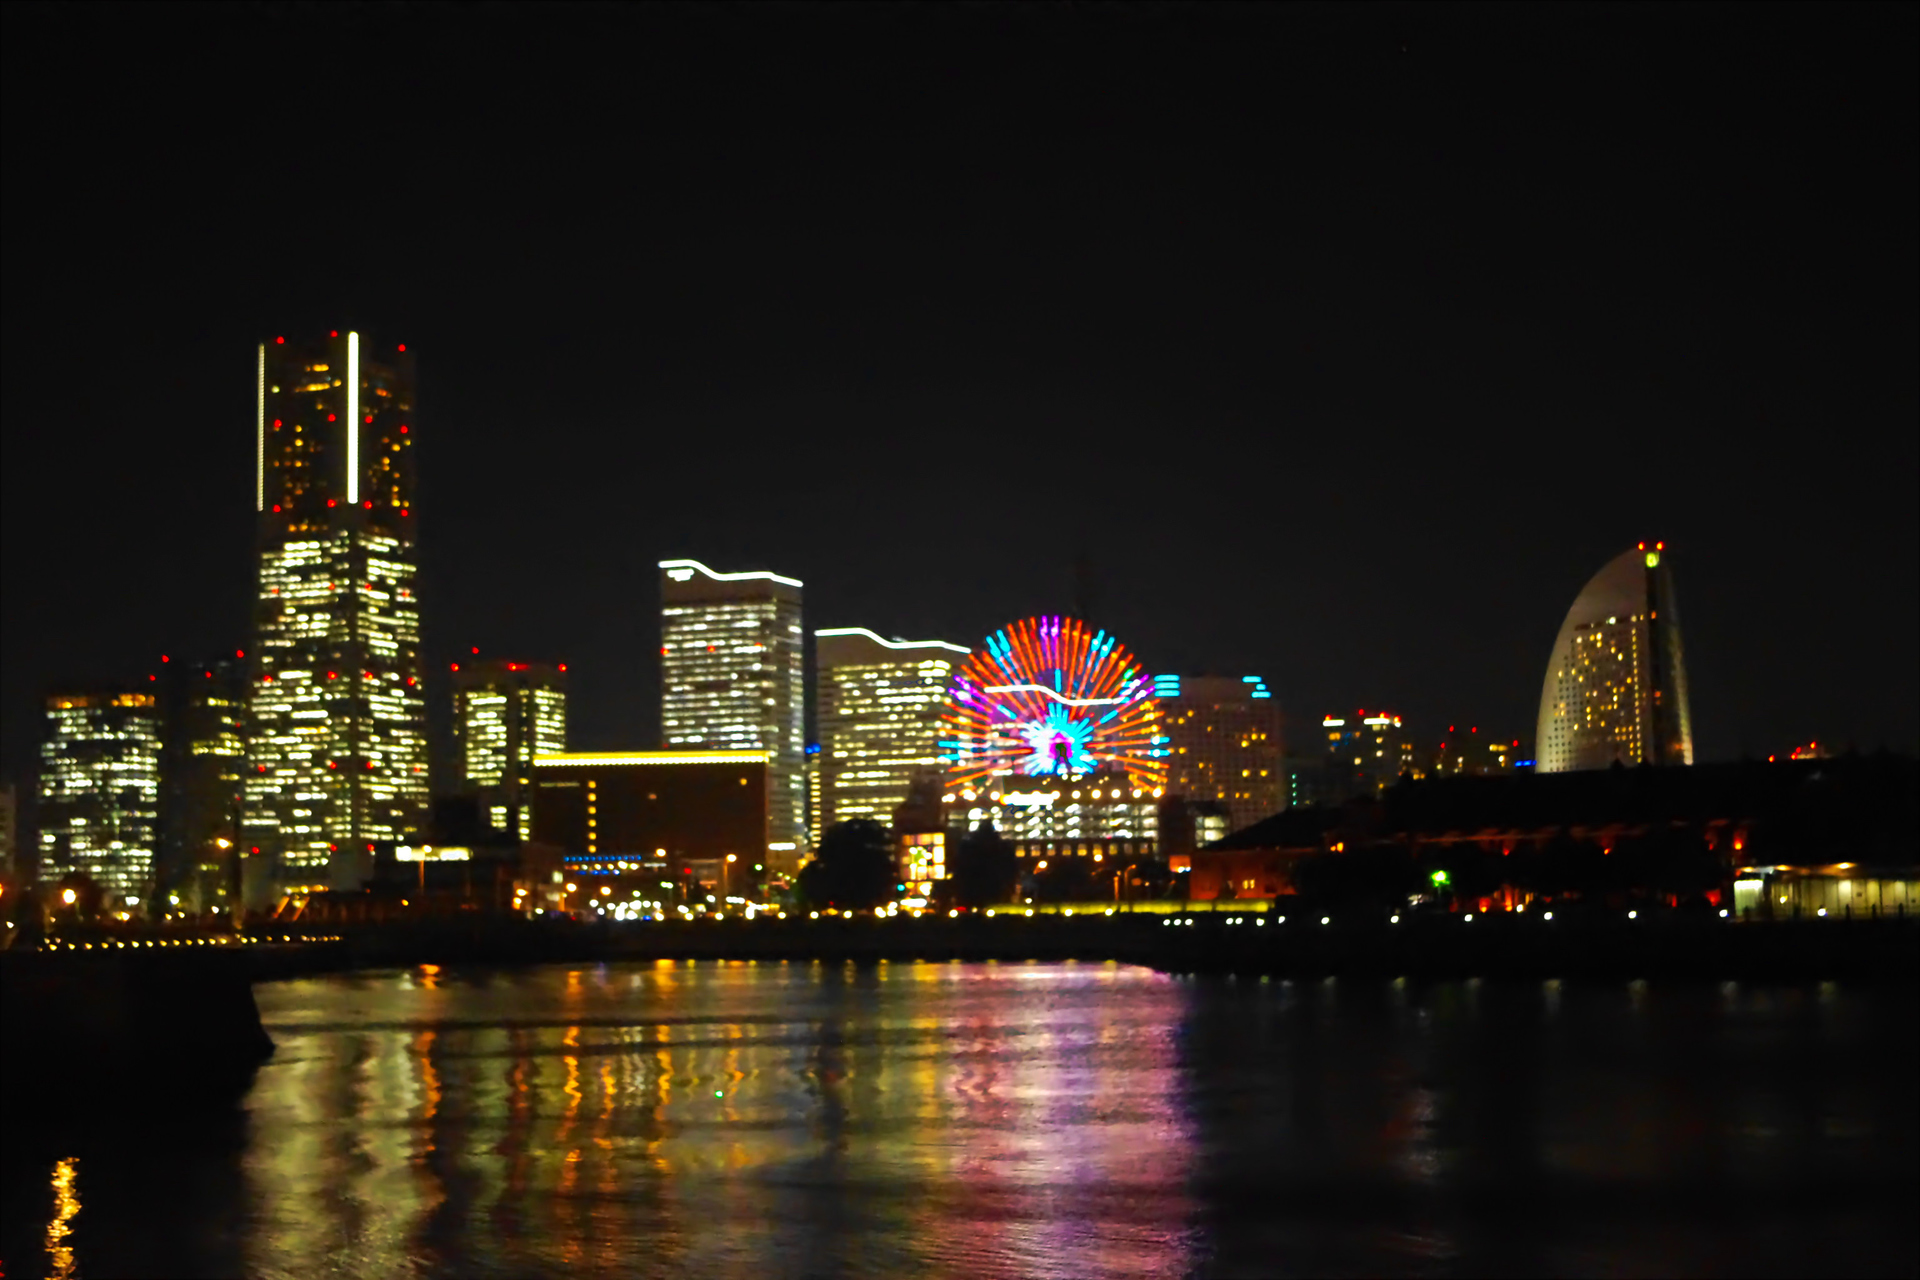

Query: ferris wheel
<box><xmin>943</xmin><ymin>615</ymin><xmax>1167</xmax><ymax>790</ymax></box>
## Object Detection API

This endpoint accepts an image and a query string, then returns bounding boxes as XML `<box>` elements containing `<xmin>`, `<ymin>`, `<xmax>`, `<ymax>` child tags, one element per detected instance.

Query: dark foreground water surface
<box><xmin>4</xmin><ymin>961</ymin><xmax>1915</xmax><ymax>1278</ymax></box>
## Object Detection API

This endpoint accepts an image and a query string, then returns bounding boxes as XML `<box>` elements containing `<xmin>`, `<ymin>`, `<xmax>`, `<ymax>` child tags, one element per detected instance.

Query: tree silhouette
<box><xmin>797</xmin><ymin>819</ymin><xmax>896</xmax><ymax>910</ymax></box>
<box><xmin>948</xmin><ymin>822</ymin><xmax>1019</xmax><ymax>907</ymax></box>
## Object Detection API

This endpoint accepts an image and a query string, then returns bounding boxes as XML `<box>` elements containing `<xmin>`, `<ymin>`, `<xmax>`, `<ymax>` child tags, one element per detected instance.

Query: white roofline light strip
<box><xmin>814</xmin><ymin>627</ymin><xmax>969</xmax><ymax>654</ymax></box>
<box><xmin>659</xmin><ymin>558</ymin><xmax>803</xmax><ymax>589</ymax></box>
<box><xmin>255</xmin><ymin>343</ymin><xmax>266</xmax><ymax>511</ymax></box>
<box><xmin>534</xmin><ymin>751</ymin><xmax>771</xmax><ymax>767</ymax></box>
<box><xmin>345</xmin><ymin>331</ymin><xmax>360</xmax><ymax>505</ymax></box>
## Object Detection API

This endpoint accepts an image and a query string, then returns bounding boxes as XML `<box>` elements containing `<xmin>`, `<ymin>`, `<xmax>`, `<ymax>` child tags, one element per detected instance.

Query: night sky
<box><xmin>3</xmin><ymin>3</ymin><xmax>1915</xmax><ymax>794</ymax></box>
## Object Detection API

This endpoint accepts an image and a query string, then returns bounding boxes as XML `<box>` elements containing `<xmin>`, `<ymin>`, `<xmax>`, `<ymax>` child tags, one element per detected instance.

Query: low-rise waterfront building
<box><xmin>1189</xmin><ymin>755</ymin><xmax>1918</xmax><ymax>912</ymax></box>
<box><xmin>945</xmin><ymin>769</ymin><xmax>1162</xmax><ymax>866</ymax></box>
<box><xmin>530</xmin><ymin>749</ymin><xmax>770</xmax><ymax>911</ymax></box>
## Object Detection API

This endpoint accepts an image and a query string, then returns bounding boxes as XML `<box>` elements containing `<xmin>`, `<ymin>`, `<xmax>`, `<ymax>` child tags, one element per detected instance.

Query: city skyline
<box><xmin>0</xmin><ymin>10</ymin><xmax>1912</xmax><ymax>1279</ymax></box>
<box><xmin>4</xmin><ymin>511</ymin><xmax>1907</xmax><ymax>822</ymax></box>
<box><xmin>3</xmin><ymin>5</ymin><xmax>1915</xmax><ymax>797</ymax></box>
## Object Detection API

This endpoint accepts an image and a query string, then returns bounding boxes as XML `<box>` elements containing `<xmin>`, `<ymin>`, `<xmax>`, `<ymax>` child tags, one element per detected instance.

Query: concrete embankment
<box><xmin>305</xmin><ymin>913</ymin><xmax>1918</xmax><ymax>982</ymax></box>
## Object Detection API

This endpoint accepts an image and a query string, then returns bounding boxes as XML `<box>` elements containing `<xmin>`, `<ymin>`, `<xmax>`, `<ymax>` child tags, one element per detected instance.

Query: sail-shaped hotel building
<box><xmin>1535</xmin><ymin>543</ymin><xmax>1694</xmax><ymax>773</ymax></box>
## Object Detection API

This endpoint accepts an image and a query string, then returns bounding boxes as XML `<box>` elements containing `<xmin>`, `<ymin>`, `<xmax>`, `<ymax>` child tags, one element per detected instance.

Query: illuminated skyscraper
<box><xmin>160</xmin><ymin>655</ymin><xmax>249</xmax><ymax>911</ymax></box>
<box><xmin>1319</xmin><ymin>710</ymin><xmax>1417</xmax><ymax>800</ymax></box>
<box><xmin>815</xmin><ymin>627</ymin><xmax>969</xmax><ymax>834</ymax></box>
<box><xmin>39</xmin><ymin>687</ymin><xmax>163</xmax><ymax>906</ymax></box>
<box><xmin>1431</xmin><ymin>725</ymin><xmax>1517</xmax><ymax>777</ymax></box>
<box><xmin>453</xmin><ymin>659</ymin><xmax>568</xmax><ymax>840</ymax></box>
<box><xmin>246</xmin><ymin>332</ymin><xmax>427</xmax><ymax>891</ymax></box>
<box><xmin>1153</xmin><ymin>674</ymin><xmax>1284</xmax><ymax>832</ymax></box>
<box><xmin>658</xmin><ymin>559</ymin><xmax>805</xmax><ymax>873</ymax></box>
<box><xmin>1536</xmin><ymin>542</ymin><xmax>1694</xmax><ymax>772</ymax></box>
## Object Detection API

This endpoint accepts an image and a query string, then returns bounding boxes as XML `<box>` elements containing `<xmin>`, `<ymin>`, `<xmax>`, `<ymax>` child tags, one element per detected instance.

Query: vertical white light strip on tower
<box><xmin>346</xmin><ymin>331</ymin><xmax>360</xmax><ymax>505</ymax></box>
<box><xmin>255</xmin><ymin>343</ymin><xmax>266</xmax><ymax>511</ymax></box>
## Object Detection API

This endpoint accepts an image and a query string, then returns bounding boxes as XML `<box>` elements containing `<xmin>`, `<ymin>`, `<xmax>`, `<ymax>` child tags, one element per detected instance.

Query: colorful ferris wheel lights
<box><xmin>944</xmin><ymin>615</ymin><xmax>1167</xmax><ymax>788</ymax></box>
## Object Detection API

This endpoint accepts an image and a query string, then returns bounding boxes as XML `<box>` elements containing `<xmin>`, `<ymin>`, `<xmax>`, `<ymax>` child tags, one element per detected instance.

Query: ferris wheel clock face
<box><xmin>944</xmin><ymin>615</ymin><xmax>1167</xmax><ymax>790</ymax></box>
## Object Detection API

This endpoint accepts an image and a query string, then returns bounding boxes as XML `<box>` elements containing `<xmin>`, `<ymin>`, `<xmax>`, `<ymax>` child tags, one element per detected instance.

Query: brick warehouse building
<box><xmin>1190</xmin><ymin>754</ymin><xmax>1917</xmax><ymax>912</ymax></box>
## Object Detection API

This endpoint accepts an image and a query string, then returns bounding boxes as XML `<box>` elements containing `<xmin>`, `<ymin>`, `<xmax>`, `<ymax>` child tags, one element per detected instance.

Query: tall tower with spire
<box><xmin>245</xmin><ymin>331</ymin><xmax>427</xmax><ymax>892</ymax></box>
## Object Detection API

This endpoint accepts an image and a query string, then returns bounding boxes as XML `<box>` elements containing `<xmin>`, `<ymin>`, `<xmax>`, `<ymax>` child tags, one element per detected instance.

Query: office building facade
<box><xmin>1320</xmin><ymin>710</ymin><xmax>1418</xmax><ymax>800</ymax></box>
<box><xmin>453</xmin><ymin>659</ymin><xmax>568</xmax><ymax>840</ymax></box>
<box><xmin>1535</xmin><ymin>543</ymin><xmax>1694</xmax><ymax>772</ymax></box>
<box><xmin>815</xmin><ymin>627</ymin><xmax>968</xmax><ymax>836</ymax></box>
<box><xmin>1432</xmin><ymin>725</ymin><xmax>1517</xmax><ymax>777</ymax></box>
<box><xmin>246</xmin><ymin>331</ymin><xmax>428</xmax><ymax>891</ymax></box>
<box><xmin>160</xmin><ymin>655</ymin><xmax>249</xmax><ymax>912</ymax></box>
<box><xmin>659</xmin><ymin>559</ymin><xmax>804</xmax><ymax>873</ymax></box>
<box><xmin>1153</xmin><ymin>673</ymin><xmax>1283</xmax><ymax>833</ymax></box>
<box><xmin>39</xmin><ymin>688</ymin><xmax>163</xmax><ymax>906</ymax></box>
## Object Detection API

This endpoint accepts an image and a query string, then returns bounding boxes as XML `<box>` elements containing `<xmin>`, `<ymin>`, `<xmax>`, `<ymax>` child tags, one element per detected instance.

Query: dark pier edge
<box><xmin>266</xmin><ymin>913</ymin><xmax>1919</xmax><ymax>985</ymax></box>
<box><xmin>1</xmin><ymin>950</ymin><xmax>277</xmax><ymax>1138</ymax></box>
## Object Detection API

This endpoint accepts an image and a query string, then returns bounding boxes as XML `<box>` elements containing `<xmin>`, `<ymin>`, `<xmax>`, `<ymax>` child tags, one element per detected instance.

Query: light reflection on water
<box><xmin>248</xmin><ymin>959</ymin><xmax>1199</xmax><ymax>1280</ymax></box>
<box><xmin>4</xmin><ymin>963</ymin><xmax>1915</xmax><ymax>1279</ymax></box>
<box><xmin>44</xmin><ymin>1157</ymin><xmax>78</xmax><ymax>1280</ymax></box>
